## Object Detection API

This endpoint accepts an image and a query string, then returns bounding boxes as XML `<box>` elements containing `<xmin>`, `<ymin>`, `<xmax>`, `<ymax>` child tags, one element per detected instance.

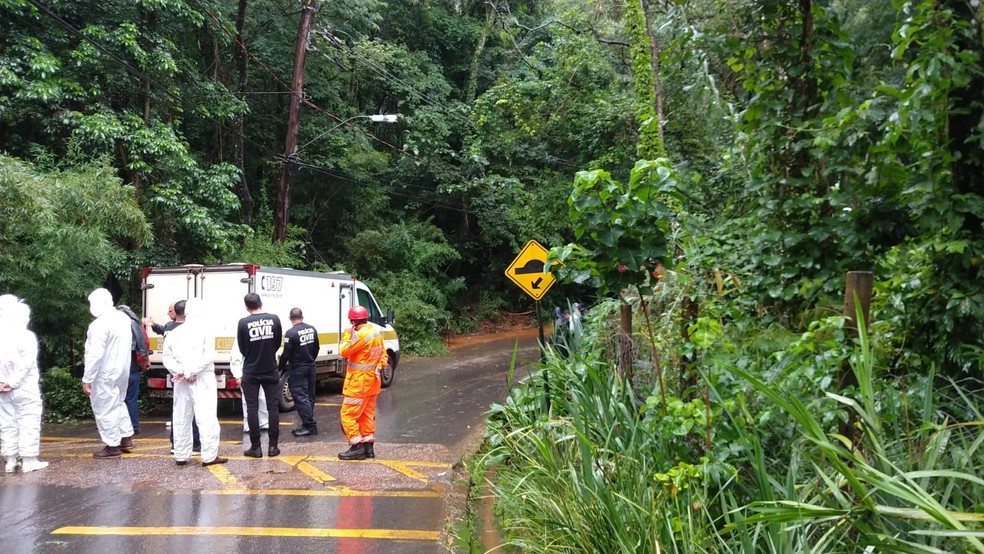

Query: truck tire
<box><xmin>278</xmin><ymin>369</ymin><xmax>296</xmax><ymax>413</ymax></box>
<box><xmin>380</xmin><ymin>356</ymin><xmax>396</xmax><ymax>388</ymax></box>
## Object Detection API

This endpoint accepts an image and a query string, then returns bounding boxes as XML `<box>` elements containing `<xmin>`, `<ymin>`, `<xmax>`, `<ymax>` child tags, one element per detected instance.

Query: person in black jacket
<box><xmin>279</xmin><ymin>308</ymin><xmax>320</xmax><ymax>437</ymax></box>
<box><xmin>117</xmin><ymin>305</ymin><xmax>150</xmax><ymax>438</ymax></box>
<box><xmin>236</xmin><ymin>293</ymin><xmax>282</xmax><ymax>458</ymax></box>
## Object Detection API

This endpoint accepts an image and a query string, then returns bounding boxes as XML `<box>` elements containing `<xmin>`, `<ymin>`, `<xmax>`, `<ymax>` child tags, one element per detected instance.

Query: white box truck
<box><xmin>140</xmin><ymin>263</ymin><xmax>401</xmax><ymax>411</ymax></box>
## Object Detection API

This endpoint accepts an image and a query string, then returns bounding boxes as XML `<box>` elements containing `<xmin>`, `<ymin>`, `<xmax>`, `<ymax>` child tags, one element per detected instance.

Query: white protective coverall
<box><xmin>82</xmin><ymin>288</ymin><xmax>134</xmax><ymax>447</ymax></box>
<box><xmin>162</xmin><ymin>298</ymin><xmax>222</xmax><ymax>462</ymax></box>
<box><xmin>0</xmin><ymin>295</ymin><xmax>47</xmax><ymax>472</ymax></box>
<box><xmin>229</xmin><ymin>337</ymin><xmax>269</xmax><ymax>432</ymax></box>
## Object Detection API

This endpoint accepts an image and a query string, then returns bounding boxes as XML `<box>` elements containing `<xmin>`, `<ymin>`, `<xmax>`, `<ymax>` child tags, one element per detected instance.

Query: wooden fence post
<box><xmin>618</xmin><ymin>303</ymin><xmax>633</xmax><ymax>381</ymax></box>
<box><xmin>840</xmin><ymin>270</ymin><xmax>873</xmax><ymax>448</ymax></box>
<box><xmin>842</xmin><ymin>270</ymin><xmax>873</xmax><ymax>337</ymax></box>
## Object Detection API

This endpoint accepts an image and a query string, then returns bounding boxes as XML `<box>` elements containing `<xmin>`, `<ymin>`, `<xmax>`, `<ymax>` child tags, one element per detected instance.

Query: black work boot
<box><xmin>338</xmin><ymin>443</ymin><xmax>366</xmax><ymax>460</ymax></box>
<box><xmin>119</xmin><ymin>436</ymin><xmax>134</xmax><ymax>453</ymax></box>
<box><xmin>364</xmin><ymin>442</ymin><xmax>375</xmax><ymax>459</ymax></box>
<box><xmin>243</xmin><ymin>447</ymin><xmax>263</xmax><ymax>458</ymax></box>
<box><xmin>93</xmin><ymin>445</ymin><xmax>122</xmax><ymax>459</ymax></box>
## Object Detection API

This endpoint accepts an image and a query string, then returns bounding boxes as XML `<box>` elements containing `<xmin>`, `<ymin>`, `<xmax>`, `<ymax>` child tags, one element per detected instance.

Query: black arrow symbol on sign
<box><xmin>531</xmin><ymin>277</ymin><xmax>543</xmax><ymax>289</ymax></box>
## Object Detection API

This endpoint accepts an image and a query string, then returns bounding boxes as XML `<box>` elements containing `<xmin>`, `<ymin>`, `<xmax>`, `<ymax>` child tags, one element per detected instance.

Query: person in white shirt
<box><xmin>162</xmin><ymin>298</ymin><xmax>227</xmax><ymax>467</ymax></box>
<box><xmin>82</xmin><ymin>288</ymin><xmax>135</xmax><ymax>458</ymax></box>
<box><xmin>0</xmin><ymin>295</ymin><xmax>48</xmax><ymax>473</ymax></box>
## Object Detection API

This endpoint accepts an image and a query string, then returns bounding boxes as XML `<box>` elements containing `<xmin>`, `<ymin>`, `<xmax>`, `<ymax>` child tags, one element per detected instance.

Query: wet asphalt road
<box><xmin>0</xmin><ymin>330</ymin><xmax>540</xmax><ymax>553</ymax></box>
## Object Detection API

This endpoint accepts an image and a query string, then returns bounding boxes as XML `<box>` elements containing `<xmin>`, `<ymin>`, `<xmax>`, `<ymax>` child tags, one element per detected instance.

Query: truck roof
<box><xmin>143</xmin><ymin>264</ymin><xmax>357</xmax><ymax>282</ymax></box>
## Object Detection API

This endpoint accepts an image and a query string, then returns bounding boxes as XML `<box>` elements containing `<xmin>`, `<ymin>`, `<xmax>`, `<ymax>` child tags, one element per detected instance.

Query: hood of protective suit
<box><xmin>173</xmin><ymin>298</ymin><xmax>211</xmax><ymax>348</ymax></box>
<box><xmin>0</xmin><ymin>294</ymin><xmax>29</xmax><ymax>332</ymax></box>
<box><xmin>0</xmin><ymin>294</ymin><xmax>19</xmax><ymax>323</ymax></box>
<box><xmin>88</xmin><ymin>288</ymin><xmax>115</xmax><ymax>318</ymax></box>
<box><xmin>182</xmin><ymin>298</ymin><xmax>206</xmax><ymax>324</ymax></box>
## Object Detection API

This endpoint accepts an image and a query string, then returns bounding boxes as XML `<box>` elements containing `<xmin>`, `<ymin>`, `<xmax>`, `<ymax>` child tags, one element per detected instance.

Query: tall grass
<box><xmin>483</xmin><ymin>348</ymin><xmax>720</xmax><ymax>553</ymax></box>
<box><xmin>722</xmin><ymin>316</ymin><xmax>984</xmax><ymax>552</ymax></box>
<box><xmin>479</xmin><ymin>302</ymin><xmax>984</xmax><ymax>553</ymax></box>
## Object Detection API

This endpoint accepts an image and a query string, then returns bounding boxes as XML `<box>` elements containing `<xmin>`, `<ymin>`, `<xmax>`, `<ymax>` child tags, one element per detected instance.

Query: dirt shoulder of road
<box><xmin>446</xmin><ymin>313</ymin><xmax>543</xmax><ymax>350</ymax></box>
<box><xmin>441</xmin><ymin>315</ymin><xmax>540</xmax><ymax>552</ymax></box>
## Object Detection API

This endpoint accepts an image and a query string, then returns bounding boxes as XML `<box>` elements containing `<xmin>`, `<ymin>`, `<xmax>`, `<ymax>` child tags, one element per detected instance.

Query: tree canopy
<box><xmin>1</xmin><ymin>0</ymin><xmax>982</xmax><ymax>372</ymax></box>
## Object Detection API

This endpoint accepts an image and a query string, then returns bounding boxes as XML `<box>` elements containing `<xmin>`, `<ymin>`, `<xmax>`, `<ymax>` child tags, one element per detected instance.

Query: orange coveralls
<box><xmin>339</xmin><ymin>322</ymin><xmax>387</xmax><ymax>445</ymax></box>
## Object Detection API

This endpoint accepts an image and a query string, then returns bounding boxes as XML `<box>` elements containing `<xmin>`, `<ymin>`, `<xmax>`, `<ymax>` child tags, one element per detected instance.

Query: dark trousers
<box><xmin>242</xmin><ymin>372</ymin><xmax>280</xmax><ymax>450</ymax></box>
<box><xmin>125</xmin><ymin>371</ymin><xmax>141</xmax><ymax>431</ymax></box>
<box><xmin>289</xmin><ymin>365</ymin><xmax>317</xmax><ymax>429</ymax></box>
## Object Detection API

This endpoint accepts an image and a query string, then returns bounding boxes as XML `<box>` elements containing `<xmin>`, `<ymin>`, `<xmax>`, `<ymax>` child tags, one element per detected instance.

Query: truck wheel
<box><xmin>380</xmin><ymin>357</ymin><xmax>395</xmax><ymax>388</ymax></box>
<box><xmin>279</xmin><ymin>369</ymin><xmax>296</xmax><ymax>413</ymax></box>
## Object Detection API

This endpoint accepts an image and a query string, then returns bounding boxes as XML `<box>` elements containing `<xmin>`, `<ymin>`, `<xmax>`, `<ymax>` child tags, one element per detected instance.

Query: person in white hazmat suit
<box><xmin>0</xmin><ymin>295</ymin><xmax>48</xmax><ymax>473</ymax></box>
<box><xmin>162</xmin><ymin>298</ymin><xmax>227</xmax><ymax>466</ymax></box>
<box><xmin>82</xmin><ymin>288</ymin><xmax>135</xmax><ymax>458</ymax></box>
<box><xmin>229</xmin><ymin>338</ymin><xmax>270</xmax><ymax>434</ymax></box>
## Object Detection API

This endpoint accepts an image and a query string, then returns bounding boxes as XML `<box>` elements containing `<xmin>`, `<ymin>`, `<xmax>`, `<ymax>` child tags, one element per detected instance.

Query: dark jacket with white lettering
<box><xmin>236</xmin><ymin>312</ymin><xmax>283</xmax><ymax>375</ymax></box>
<box><xmin>278</xmin><ymin>322</ymin><xmax>319</xmax><ymax>372</ymax></box>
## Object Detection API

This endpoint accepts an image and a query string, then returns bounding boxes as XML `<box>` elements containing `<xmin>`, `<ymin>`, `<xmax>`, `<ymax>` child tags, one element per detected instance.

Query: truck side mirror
<box><xmin>386</xmin><ymin>308</ymin><xmax>395</xmax><ymax>326</ymax></box>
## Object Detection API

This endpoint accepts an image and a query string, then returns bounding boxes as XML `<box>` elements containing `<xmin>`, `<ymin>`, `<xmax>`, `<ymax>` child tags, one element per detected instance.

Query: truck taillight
<box><xmin>147</xmin><ymin>377</ymin><xmax>167</xmax><ymax>389</ymax></box>
<box><xmin>226</xmin><ymin>378</ymin><xmax>239</xmax><ymax>389</ymax></box>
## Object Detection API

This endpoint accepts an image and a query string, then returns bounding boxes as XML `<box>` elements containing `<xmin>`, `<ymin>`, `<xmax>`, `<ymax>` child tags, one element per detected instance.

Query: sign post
<box><xmin>504</xmin><ymin>239</ymin><xmax>556</xmax><ymax>301</ymax></box>
<box><xmin>505</xmin><ymin>239</ymin><xmax>556</xmax><ymax>410</ymax></box>
<box><xmin>505</xmin><ymin>238</ymin><xmax>557</xmax><ymax>347</ymax></box>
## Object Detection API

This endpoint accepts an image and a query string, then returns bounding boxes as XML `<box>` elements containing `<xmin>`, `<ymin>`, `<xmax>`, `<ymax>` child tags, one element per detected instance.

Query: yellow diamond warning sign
<box><xmin>505</xmin><ymin>239</ymin><xmax>556</xmax><ymax>301</ymax></box>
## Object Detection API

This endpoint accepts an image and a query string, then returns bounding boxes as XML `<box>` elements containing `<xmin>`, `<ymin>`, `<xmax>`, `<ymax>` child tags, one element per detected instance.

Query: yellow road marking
<box><xmin>52</xmin><ymin>526</ymin><xmax>439</xmax><ymax>540</ymax></box>
<box><xmin>43</xmin><ymin>436</ymin><xmax>236</xmax><ymax>443</ymax></box>
<box><xmin>379</xmin><ymin>460</ymin><xmax>429</xmax><ymax>483</ymax></box>
<box><xmin>139</xmin><ymin>419</ymin><xmax>293</xmax><ymax>426</ymax></box>
<box><xmin>278</xmin><ymin>456</ymin><xmax>336</xmax><ymax>485</ymax></box>
<box><xmin>127</xmin><ymin>445</ymin><xmax>172</xmax><ymax>454</ymax></box>
<box><xmin>40</xmin><ymin>443</ymin><xmax>103</xmax><ymax>452</ymax></box>
<box><xmin>205</xmin><ymin>463</ymin><xmax>247</xmax><ymax>491</ymax></box>
<box><xmin>39</xmin><ymin>447</ymin><xmax>450</xmax><ymax>494</ymax></box>
<box><xmin>45</xmin><ymin>449</ymin><xmax>450</xmax><ymax>468</ymax></box>
<box><xmin>51</xmin><ymin>450</ymin><xmax>450</xmax><ymax>468</ymax></box>
<box><xmin>314</xmin><ymin>402</ymin><xmax>341</xmax><ymax>407</ymax></box>
<box><xmin>53</xmin><ymin>441</ymin><xmax>242</xmax><ymax>457</ymax></box>
<box><xmin>205</xmin><ymin>488</ymin><xmax>441</xmax><ymax>498</ymax></box>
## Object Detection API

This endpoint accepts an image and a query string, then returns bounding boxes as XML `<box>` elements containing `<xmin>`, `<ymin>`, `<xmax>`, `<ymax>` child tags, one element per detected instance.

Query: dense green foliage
<box><xmin>3</xmin><ymin>0</ymin><xmax>984</xmax><ymax>549</ymax></box>
<box><xmin>0</xmin><ymin>155</ymin><xmax>151</xmax><ymax>365</ymax></box>
<box><xmin>39</xmin><ymin>366</ymin><xmax>94</xmax><ymax>423</ymax></box>
<box><xmin>482</xmin><ymin>303</ymin><xmax>984</xmax><ymax>552</ymax></box>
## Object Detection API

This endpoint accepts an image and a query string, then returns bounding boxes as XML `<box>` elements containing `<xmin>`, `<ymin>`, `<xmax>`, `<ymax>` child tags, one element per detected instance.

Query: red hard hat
<box><xmin>348</xmin><ymin>305</ymin><xmax>369</xmax><ymax>321</ymax></box>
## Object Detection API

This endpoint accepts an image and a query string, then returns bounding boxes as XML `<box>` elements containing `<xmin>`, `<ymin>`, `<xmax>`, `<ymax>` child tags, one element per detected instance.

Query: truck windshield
<box><xmin>357</xmin><ymin>288</ymin><xmax>383</xmax><ymax>324</ymax></box>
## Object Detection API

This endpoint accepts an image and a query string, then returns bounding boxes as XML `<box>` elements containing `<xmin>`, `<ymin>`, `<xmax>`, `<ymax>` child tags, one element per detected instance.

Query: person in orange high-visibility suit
<box><xmin>337</xmin><ymin>305</ymin><xmax>388</xmax><ymax>460</ymax></box>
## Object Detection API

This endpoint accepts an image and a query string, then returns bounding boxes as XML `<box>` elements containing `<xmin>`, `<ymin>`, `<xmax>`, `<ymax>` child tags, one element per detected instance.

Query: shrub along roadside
<box><xmin>476</xmin><ymin>304</ymin><xmax>984</xmax><ymax>552</ymax></box>
<box><xmin>39</xmin><ymin>367</ymin><xmax>91</xmax><ymax>424</ymax></box>
<box><xmin>40</xmin><ymin>369</ymin><xmax>158</xmax><ymax>424</ymax></box>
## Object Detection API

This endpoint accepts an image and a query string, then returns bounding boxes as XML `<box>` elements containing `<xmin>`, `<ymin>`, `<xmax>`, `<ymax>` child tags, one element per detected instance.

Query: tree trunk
<box><xmin>640</xmin><ymin>0</ymin><xmax>665</xmax><ymax>148</ymax></box>
<box><xmin>465</xmin><ymin>3</ymin><xmax>493</xmax><ymax>105</ymax></box>
<box><xmin>274</xmin><ymin>0</ymin><xmax>317</xmax><ymax>242</ymax></box>
<box><xmin>625</xmin><ymin>0</ymin><xmax>665</xmax><ymax>159</ymax></box>
<box><xmin>232</xmin><ymin>0</ymin><xmax>252</xmax><ymax>224</ymax></box>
